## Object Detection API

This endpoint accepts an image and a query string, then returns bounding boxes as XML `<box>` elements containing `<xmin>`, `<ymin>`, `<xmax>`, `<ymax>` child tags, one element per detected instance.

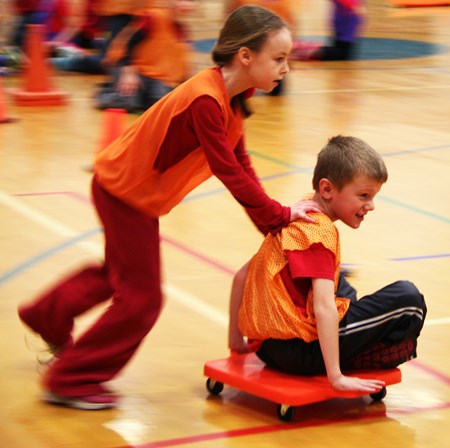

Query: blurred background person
<box><xmin>0</xmin><ymin>0</ymin><xmax>19</xmax><ymax>74</ymax></box>
<box><xmin>50</xmin><ymin>0</ymin><xmax>108</xmax><ymax>74</ymax></box>
<box><xmin>50</xmin><ymin>0</ymin><xmax>155</xmax><ymax>75</ymax></box>
<box><xmin>291</xmin><ymin>0</ymin><xmax>366</xmax><ymax>61</ymax></box>
<box><xmin>0</xmin><ymin>0</ymin><xmax>71</xmax><ymax>73</ymax></box>
<box><xmin>9</xmin><ymin>0</ymin><xmax>71</xmax><ymax>49</ymax></box>
<box><xmin>94</xmin><ymin>0</ymin><xmax>196</xmax><ymax>113</ymax></box>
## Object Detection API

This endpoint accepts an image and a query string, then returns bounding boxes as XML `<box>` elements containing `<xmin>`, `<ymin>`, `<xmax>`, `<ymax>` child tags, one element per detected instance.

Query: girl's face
<box><xmin>326</xmin><ymin>174</ymin><xmax>383</xmax><ymax>229</ymax></box>
<box><xmin>246</xmin><ymin>27</ymin><xmax>292</xmax><ymax>92</ymax></box>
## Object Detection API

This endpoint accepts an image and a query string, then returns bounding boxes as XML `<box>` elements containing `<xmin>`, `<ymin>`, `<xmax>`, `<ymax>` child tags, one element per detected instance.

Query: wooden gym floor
<box><xmin>1</xmin><ymin>1</ymin><xmax>449</xmax><ymax>447</ymax></box>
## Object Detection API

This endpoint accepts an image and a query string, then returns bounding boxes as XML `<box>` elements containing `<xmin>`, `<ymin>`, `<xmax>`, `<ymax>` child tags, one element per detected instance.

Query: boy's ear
<box><xmin>319</xmin><ymin>178</ymin><xmax>334</xmax><ymax>199</ymax></box>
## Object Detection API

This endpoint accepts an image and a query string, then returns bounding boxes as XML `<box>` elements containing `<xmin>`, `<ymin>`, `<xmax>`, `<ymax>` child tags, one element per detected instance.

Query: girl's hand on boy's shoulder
<box><xmin>290</xmin><ymin>198</ymin><xmax>322</xmax><ymax>223</ymax></box>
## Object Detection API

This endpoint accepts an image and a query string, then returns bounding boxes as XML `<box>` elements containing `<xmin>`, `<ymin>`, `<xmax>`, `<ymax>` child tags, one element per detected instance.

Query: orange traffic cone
<box><xmin>10</xmin><ymin>24</ymin><xmax>68</xmax><ymax>106</ymax></box>
<box><xmin>0</xmin><ymin>77</ymin><xmax>17</xmax><ymax>123</ymax></box>
<box><xmin>98</xmin><ymin>108</ymin><xmax>126</xmax><ymax>153</ymax></box>
<box><xmin>83</xmin><ymin>108</ymin><xmax>126</xmax><ymax>172</ymax></box>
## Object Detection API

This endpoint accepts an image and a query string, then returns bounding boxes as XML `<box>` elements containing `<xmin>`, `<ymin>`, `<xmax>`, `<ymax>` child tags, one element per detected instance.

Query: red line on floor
<box><xmin>14</xmin><ymin>191</ymin><xmax>450</xmax><ymax>448</ymax></box>
<box><xmin>124</xmin><ymin>409</ymin><xmax>389</xmax><ymax>447</ymax></box>
<box><xmin>121</xmin><ymin>402</ymin><xmax>450</xmax><ymax>448</ymax></box>
<box><xmin>409</xmin><ymin>359</ymin><xmax>450</xmax><ymax>386</ymax></box>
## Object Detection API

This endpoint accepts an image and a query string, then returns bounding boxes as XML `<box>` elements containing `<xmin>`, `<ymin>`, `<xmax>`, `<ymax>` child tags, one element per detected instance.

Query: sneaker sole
<box><xmin>42</xmin><ymin>391</ymin><xmax>116</xmax><ymax>411</ymax></box>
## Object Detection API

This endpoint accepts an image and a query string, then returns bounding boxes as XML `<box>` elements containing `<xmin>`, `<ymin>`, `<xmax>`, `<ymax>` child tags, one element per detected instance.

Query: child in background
<box><xmin>49</xmin><ymin>0</ymin><xmax>108</xmax><ymax>74</ymax></box>
<box><xmin>229</xmin><ymin>136</ymin><xmax>426</xmax><ymax>392</ymax></box>
<box><xmin>18</xmin><ymin>5</ymin><xmax>321</xmax><ymax>410</ymax></box>
<box><xmin>225</xmin><ymin>0</ymin><xmax>298</xmax><ymax>34</ymax></box>
<box><xmin>51</xmin><ymin>0</ymin><xmax>152</xmax><ymax>74</ymax></box>
<box><xmin>94</xmin><ymin>0</ymin><xmax>196</xmax><ymax>112</ymax></box>
<box><xmin>291</xmin><ymin>0</ymin><xmax>366</xmax><ymax>61</ymax></box>
<box><xmin>9</xmin><ymin>0</ymin><xmax>71</xmax><ymax>48</ymax></box>
<box><xmin>0</xmin><ymin>0</ymin><xmax>71</xmax><ymax>72</ymax></box>
<box><xmin>0</xmin><ymin>0</ymin><xmax>20</xmax><ymax>74</ymax></box>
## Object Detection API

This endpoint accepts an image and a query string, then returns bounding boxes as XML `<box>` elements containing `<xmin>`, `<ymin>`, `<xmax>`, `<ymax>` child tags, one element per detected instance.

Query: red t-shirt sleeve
<box><xmin>287</xmin><ymin>243</ymin><xmax>336</xmax><ymax>280</ymax></box>
<box><xmin>281</xmin><ymin>243</ymin><xmax>336</xmax><ymax>309</ymax></box>
<box><xmin>191</xmin><ymin>96</ymin><xmax>290</xmax><ymax>235</ymax></box>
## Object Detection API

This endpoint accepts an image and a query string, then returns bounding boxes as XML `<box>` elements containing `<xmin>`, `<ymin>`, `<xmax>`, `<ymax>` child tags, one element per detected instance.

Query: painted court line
<box><xmin>122</xmin><ymin>401</ymin><xmax>450</xmax><ymax>448</ymax></box>
<box><xmin>425</xmin><ymin>317</ymin><xmax>450</xmax><ymax>327</ymax></box>
<box><xmin>0</xmin><ymin>190</ymin><xmax>228</xmax><ymax>326</ymax></box>
<box><xmin>2</xmin><ymin>191</ymin><xmax>450</xmax><ymax>447</ymax></box>
<box><xmin>0</xmin><ymin>228</ymin><xmax>101</xmax><ymax>284</ymax></box>
<box><xmin>1</xmin><ymin>190</ymin><xmax>449</xmax><ymax>331</ymax></box>
<box><xmin>1</xmin><ymin>190</ymin><xmax>102</xmax><ymax>256</ymax></box>
<box><xmin>121</xmin><ymin>410</ymin><xmax>389</xmax><ymax>448</ymax></box>
<box><xmin>289</xmin><ymin>83</ymin><xmax>450</xmax><ymax>95</ymax></box>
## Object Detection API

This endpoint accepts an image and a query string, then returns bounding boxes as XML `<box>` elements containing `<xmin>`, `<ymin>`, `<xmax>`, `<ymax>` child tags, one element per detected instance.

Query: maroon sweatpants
<box><xmin>19</xmin><ymin>176</ymin><xmax>163</xmax><ymax>396</ymax></box>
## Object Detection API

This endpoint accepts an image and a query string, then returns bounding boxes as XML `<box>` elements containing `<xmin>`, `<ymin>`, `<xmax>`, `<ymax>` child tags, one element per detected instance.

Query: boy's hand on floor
<box><xmin>330</xmin><ymin>374</ymin><xmax>385</xmax><ymax>393</ymax></box>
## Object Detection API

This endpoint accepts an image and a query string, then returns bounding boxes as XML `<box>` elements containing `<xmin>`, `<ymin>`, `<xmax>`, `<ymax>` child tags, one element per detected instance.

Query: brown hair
<box><xmin>212</xmin><ymin>5</ymin><xmax>288</xmax><ymax>117</ymax></box>
<box><xmin>312</xmin><ymin>135</ymin><xmax>388</xmax><ymax>190</ymax></box>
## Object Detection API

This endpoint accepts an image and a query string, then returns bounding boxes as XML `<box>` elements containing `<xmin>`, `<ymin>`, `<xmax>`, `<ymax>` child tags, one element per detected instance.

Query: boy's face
<box><xmin>328</xmin><ymin>174</ymin><xmax>383</xmax><ymax>229</ymax></box>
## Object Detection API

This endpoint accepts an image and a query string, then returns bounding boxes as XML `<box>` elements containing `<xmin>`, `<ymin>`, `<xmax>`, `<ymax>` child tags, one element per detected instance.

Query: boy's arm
<box><xmin>312</xmin><ymin>278</ymin><xmax>385</xmax><ymax>392</ymax></box>
<box><xmin>228</xmin><ymin>261</ymin><xmax>251</xmax><ymax>354</ymax></box>
<box><xmin>313</xmin><ymin>278</ymin><xmax>342</xmax><ymax>382</ymax></box>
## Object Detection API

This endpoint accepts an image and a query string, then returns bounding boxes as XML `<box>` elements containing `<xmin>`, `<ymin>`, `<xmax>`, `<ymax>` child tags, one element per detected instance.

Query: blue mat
<box><xmin>193</xmin><ymin>36</ymin><xmax>448</xmax><ymax>61</ymax></box>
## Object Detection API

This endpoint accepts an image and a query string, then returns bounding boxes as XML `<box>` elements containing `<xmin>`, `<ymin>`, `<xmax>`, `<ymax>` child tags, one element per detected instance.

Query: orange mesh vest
<box><xmin>231</xmin><ymin>0</ymin><xmax>296</xmax><ymax>28</ymax></box>
<box><xmin>95</xmin><ymin>68</ymin><xmax>244</xmax><ymax>217</ymax></box>
<box><xmin>238</xmin><ymin>213</ymin><xmax>350</xmax><ymax>343</ymax></box>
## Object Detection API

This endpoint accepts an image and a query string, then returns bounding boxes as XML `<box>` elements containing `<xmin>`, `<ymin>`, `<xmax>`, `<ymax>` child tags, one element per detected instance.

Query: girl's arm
<box><xmin>234</xmin><ymin>138</ymin><xmax>322</xmax><ymax>223</ymax></box>
<box><xmin>192</xmin><ymin>97</ymin><xmax>320</xmax><ymax>234</ymax></box>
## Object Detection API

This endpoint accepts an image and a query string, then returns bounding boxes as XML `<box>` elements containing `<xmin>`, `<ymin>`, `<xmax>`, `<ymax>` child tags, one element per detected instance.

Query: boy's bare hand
<box><xmin>228</xmin><ymin>335</ymin><xmax>249</xmax><ymax>354</ymax></box>
<box><xmin>330</xmin><ymin>374</ymin><xmax>385</xmax><ymax>393</ymax></box>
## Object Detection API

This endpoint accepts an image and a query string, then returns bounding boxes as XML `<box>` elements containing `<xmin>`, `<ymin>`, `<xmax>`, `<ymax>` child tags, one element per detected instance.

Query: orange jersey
<box><xmin>94</xmin><ymin>68</ymin><xmax>244</xmax><ymax>217</ymax></box>
<box><xmin>105</xmin><ymin>7</ymin><xmax>192</xmax><ymax>85</ymax></box>
<box><xmin>227</xmin><ymin>0</ymin><xmax>296</xmax><ymax>29</ymax></box>
<box><xmin>239</xmin><ymin>213</ymin><xmax>351</xmax><ymax>343</ymax></box>
<box><xmin>91</xmin><ymin>0</ymin><xmax>150</xmax><ymax>15</ymax></box>
<box><xmin>133</xmin><ymin>8</ymin><xmax>192</xmax><ymax>85</ymax></box>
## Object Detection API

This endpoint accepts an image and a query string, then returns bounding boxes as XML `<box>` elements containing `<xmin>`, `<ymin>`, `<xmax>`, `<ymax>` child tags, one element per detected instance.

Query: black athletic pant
<box><xmin>256</xmin><ymin>275</ymin><xmax>426</xmax><ymax>375</ymax></box>
<box><xmin>318</xmin><ymin>39</ymin><xmax>356</xmax><ymax>61</ymax></box>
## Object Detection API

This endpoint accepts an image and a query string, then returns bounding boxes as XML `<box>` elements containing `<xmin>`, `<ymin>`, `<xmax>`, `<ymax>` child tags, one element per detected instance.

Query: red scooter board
<box><xmin>204</xmin><ymin>353</ymin><xmax>402</xmax><ymax>421</ymax></box>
